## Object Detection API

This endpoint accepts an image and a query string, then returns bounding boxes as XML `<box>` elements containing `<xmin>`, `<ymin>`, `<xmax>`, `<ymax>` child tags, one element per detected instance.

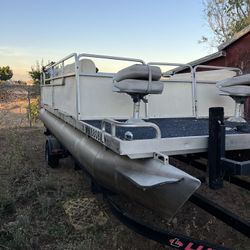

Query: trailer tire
<box><xmin>45</xmin><ymin>140</ymin><xmax>59</xmax><ymax>168</ymax></box>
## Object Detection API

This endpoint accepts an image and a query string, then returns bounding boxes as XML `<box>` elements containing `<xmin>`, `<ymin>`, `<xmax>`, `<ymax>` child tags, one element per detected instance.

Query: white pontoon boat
<box><xmin>40</xmin><ymin>53</ymin><xmax>250</xmax><ymax>221</ymax></box>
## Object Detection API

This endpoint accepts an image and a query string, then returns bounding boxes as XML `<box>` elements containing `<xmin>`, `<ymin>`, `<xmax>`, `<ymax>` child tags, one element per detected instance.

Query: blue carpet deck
<box><xmin>84</xmin><ymin>118</ymin><xmax>248</xmax><ymax>140</ymax></box>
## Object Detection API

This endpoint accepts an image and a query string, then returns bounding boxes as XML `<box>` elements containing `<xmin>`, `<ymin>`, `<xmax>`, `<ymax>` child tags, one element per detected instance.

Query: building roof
<box><xmin>167</xmin><ymin>25</ymin><xmax>250</xmax><ymax>75</ymax></box>
<box><xmin>167</xmin><ymin>51</ymin><xmax>225</xmax><ymax>75</ymax></box>
<box><xmin>218</xmin><ymin>24</ymin><xmax>250</xmax><ymax>50</ymax></box>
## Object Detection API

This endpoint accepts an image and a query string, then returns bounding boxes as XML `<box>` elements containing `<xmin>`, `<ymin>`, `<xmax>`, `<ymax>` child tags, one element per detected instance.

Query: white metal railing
<box><xmin>148</xmin><ymin>62</ymin><xmax>195</xmax><ymax>116</ymax></box>
<box><xmin>41</xmin><ymin>52</ymin><xmax>243</xmax><ymax>120</ymax></box>
<box><xmin>193</xmin><ymin>65</ymin><xmax>242</xmax><ymax>118</ymax></box>
<box><xmin>42</xmin><ymin>53</ymin><xmax>77</xmax><ymax>85</ymax></box>
<box><xmin>149</xmin><ymin>62</ymin><xmax>242</xmax><ymax>118</ymax></box>
<box><xmin>77</xmin><ymin>53</ymin><xmax>146</xmax><ymax>121</ymax></box>
<box><xmin>78</xmin><ymin>53</ymin><xmax>146</xmax><ymax>65</ymax></box>
<box><xmin>41</xmin><ymin>53</ymin><xmax>80</xmax><ymax>118</ymax></box>
<box><xmin>41</xmin><ymin>53</ymin><xmax>146</xmax><ymax>120</ymax></box>
<box><xmin>101</xmin><ymin>118</ymin><xmax>161</xmax><ymax>142</ymax></box>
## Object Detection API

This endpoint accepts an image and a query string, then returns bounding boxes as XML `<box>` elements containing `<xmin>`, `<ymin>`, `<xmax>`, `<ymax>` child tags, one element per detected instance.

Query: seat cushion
<box><xmin>114</xmin><ymin>64</ymin><xmax>161</xmax><ymax>82</ymax></box>
<box><xmin>219</xmin><ymin>85</ymin><xmax>250</xmax><ymax>96</ymax></box>
<box><xmin>113</xmin><ymin>79</ymin><xmax>163</xmax><ymax>94</ymax></box>
<box><xmin>217</xmin><ymin>74</ymin><xmax>250</xmax><ymax>88</ymax></box>
<box><xmin>217</xmin><ymin>74</ymin><xmax>250</xmax><ymax>96</ymax></box>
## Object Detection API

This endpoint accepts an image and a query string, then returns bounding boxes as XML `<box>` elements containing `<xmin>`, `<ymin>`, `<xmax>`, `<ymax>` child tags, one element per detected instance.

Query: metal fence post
<box><xmin>27</xmin><ymin>90</ymin><xmax>32</xmax><ymax>128</ymax></box>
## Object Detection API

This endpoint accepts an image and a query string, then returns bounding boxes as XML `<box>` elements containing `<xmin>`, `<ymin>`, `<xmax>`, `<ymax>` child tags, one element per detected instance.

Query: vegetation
<box><xmin>0</xmin><ymin>66</ymin><xmax>13</xmax><ymax>81</ymax></box>
<box><xmin>26</xmin><ymin>98</ymin><xmax>40</xmax><ymax>125</ymax></box>
<box><xmin>0</xmin><ymin>128</ymin><xmax>126</xmax><ymax>250</ymax></box>
<box><xmin>200</xmin><ymin>0</ymin><xmax>250</xmax><ymax>47</ymax></box>
<box><xmin>28</xmin><ymin>61</ymin><xmax>43</xmax><ymax>85</ymax></box>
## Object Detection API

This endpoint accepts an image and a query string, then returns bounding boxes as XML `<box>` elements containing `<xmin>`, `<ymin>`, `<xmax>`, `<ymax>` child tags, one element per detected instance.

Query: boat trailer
<box><xmin>75</xmin><ymin>107</ymin><xmax>250</xmax><ymax>250</ymax></box>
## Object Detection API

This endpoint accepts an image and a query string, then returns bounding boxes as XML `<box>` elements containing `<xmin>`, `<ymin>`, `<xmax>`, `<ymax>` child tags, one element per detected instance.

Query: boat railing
<box><xmin>101</xmin><ymin>118</ymin><xmax>161</xmax><ymax>142</ymax></box>
<box><xmin>193</xmin><ymin>65</ymin><xmax>242</xmax><ymax>118</ymax></box>
<box><xmin>41</xmin><ymin>53</ymin><xmax>146</xmax><ymax>120</ymax></box>
<box><xmin>78</xmin><ymin>53</ymin><xmax>146</xmax><ymax>65</ymax></box>
<box><xmin>41</xmin><ymin>53</ymin><xmax>78</xmax><ymax>85</ymax></box>
<box><xmin>76</xmin><ymin>54</ymin><xmax>147</xmax><ymax>121</ymax></box>
<box><xmin>148</xmin><ymin>62</ymin><xmax>195</xmax><ymax>116</ymax></box>
<box><xmin>40</xmin><ymin>53</ymin><xmax>243</xmax><ymax>120</ymax></box>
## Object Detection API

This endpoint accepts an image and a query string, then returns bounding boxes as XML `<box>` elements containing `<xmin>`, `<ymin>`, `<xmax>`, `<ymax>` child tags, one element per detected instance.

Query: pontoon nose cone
<box><xmin>117</xmin><ymin>159</ymin><xmax>201</xmax><ymax>219</ymax></box>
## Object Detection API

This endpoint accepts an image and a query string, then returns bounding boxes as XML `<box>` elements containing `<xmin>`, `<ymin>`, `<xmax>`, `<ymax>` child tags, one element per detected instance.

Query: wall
<box><xmin>206</xmin><ymin>34</ymin><xmax>250</xmax><ymax>73</ymax></box>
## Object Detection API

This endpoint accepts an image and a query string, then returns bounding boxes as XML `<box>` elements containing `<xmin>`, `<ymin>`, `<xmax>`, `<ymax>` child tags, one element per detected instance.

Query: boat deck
<box><xmin>84</xmin><ymin>118</ymin><xmax>248</xmax><ymax>140</ymax></box>
<box><xmin>42</xmin><ymin>107</ymin><xmax>250</xmax><ymax>158</ymax></box>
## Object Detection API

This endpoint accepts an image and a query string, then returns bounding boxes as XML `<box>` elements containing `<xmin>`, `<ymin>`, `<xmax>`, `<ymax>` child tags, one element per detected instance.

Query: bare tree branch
<box><xmin>200</xmin><ymin>0</ymin><xmax>250</xmax><ymax>47</ymax></box>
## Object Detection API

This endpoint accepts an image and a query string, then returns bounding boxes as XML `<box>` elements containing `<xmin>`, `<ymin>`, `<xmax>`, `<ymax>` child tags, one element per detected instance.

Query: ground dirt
<box><xmin>0</xmin><ymin>85</ymin><xmax>249</xmax><ymax>249</ymax></box>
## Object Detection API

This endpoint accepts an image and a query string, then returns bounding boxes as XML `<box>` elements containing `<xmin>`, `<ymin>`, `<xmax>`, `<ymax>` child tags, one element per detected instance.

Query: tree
<box><xmin>29</xmin><ymin>61</ymin><xmax>43</xmax><ymax>84</ymax></box>
<box><xmin>201</xmin><ymin>0</ymin><xmax>250</xmax><ymax>47</ymax></box>
<box><xmin>0</xmin><ymin>66</ymin><xmax>13</xmax><ymax>81</ymax></box>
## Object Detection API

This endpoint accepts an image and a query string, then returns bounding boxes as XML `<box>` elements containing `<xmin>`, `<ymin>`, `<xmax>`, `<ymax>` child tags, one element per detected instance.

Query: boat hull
<box><xmin>40</xmin><ymin>108</ymin><xmax>200</xmax><ymax>219</ymax></box>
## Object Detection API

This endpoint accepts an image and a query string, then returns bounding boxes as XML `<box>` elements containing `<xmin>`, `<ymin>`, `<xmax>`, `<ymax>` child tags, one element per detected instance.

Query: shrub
<box><xmin>0</xmin><ymin>66</ymin><xmax>13</xmax><ymax>81</ymax></box>
<box><xmin>26</xmin><ymin>98</ymin><xmax>40</xmax><ymax>125</ymax></box>
<box><xmin>29</xmin><ymin>61</ymin><xmax>42</xmax><ymax>85</ymax></box>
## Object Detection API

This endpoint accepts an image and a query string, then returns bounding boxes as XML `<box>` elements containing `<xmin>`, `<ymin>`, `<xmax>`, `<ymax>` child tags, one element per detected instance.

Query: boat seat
<box><xmin>114</xmin><ymin>64</ymin><xmax>162</xmax><ymax>82</ymax></box>
<box><xmin>79</xmin><ymin>59</ymin><xmax>96</xmax><ymax>73</ymax></box>
<box><xmin>113</xmin><ymin>64</ymin><xmax>163</xmax><ymax>121</ymax></box>
<box><xmin>217</xmin><ymin>74</ymin><xmax>250</xmax><ymax>122</ymax></box>
<box><xmin>63</xmin><ymin>59</ymin><xmax>97</xmax><ymax>74</ymax></box>
<box><xmin>113</xmin><ymin>79</ymin><xmax>163</xmax><ymax>94</ymax></box>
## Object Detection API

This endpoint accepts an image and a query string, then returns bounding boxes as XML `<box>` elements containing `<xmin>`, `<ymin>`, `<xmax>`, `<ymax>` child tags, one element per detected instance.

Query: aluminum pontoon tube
<box><xmin>40</xmin><ymin>108</ymin><xmax>201</xmax><ymax>219</ymax></box>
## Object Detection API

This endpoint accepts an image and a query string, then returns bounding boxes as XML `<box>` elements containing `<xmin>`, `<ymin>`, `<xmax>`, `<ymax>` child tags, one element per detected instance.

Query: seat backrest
<box><xmin>113</xmin><ymin>64</ymin><xmax>161</xmax><ymax>82</ymax></box>
<box><xmin>216</xmin><ymin>74</ymin><xmax>250</xmax><ymax>96</ymax></box>
<box><xmin>79</xmin><ymin>59</ymin><xmax>96</xmax><ymax>74</ymax></box>
<box><xmin>217</xmin><ymin>74</ymin><xmax>250</xmax><ymax>88</ymax></box>
<box><xmin>113</xmin><ymin>64</ymin><xmax>163</xmax><ymax>95</ymax></box>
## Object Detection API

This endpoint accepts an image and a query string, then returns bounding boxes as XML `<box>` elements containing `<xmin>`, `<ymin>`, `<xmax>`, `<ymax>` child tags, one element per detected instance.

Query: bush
<box><xmin>26</xmin><ymin>98</ymin><xmax>40</xmax><ymax>125</ymax></box>
<box><xmin>29</xmin><ymin>61</ymin><xmax>42</xmax><ymax>85</ymax></box>
<box><xmin>0</xmin><ymin>66</ymin><xmax>13</xmax><ymax>81</ymax></box>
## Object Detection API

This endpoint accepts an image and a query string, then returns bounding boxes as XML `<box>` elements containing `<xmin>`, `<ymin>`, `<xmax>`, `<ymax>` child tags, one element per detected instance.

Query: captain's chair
<box><xmin>113</xmin><ymin>64</ymin><xmax>163</xmax><ymax>122</ymax></box>
<box><xmin>217</xmin><ymin>74</ymin><xmax>250</xmax><ymax>122</ymax></box>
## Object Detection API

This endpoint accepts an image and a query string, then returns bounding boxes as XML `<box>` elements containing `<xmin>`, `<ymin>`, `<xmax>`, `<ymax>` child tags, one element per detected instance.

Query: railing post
<box><xmin>208</xmin><ymin>107</ymin><xmax>225</xmax><ymax>189</ymax></box>
<box><xmin>111</xmin><ymin>124</ymin><xmax>116</xmax><ymax>136</ymax></box>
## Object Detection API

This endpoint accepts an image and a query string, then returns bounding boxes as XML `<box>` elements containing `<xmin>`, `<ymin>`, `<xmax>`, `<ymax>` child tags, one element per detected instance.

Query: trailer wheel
<box><xmin>45</xmin><ymin>140</ymin><xmax>59</xmax><ymax>168</ymax></box>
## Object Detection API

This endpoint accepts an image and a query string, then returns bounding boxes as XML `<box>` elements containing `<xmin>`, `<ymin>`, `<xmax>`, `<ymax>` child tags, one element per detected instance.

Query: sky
<box><xmin>0</xmin><ymin>0</ymin><xmax>214</xmax><ymax>81</ymax></box>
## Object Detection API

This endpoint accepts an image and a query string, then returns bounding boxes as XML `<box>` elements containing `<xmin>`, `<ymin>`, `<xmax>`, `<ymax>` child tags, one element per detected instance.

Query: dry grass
<box><xmin>0</xmin><ymin>90</ymin><xmax>249</xmax><ymax>249</ymax></box>
<box><xmin>0</xmin><ymin>127</ymin><xmax>161</xmax><ymax>250</ymax></box>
